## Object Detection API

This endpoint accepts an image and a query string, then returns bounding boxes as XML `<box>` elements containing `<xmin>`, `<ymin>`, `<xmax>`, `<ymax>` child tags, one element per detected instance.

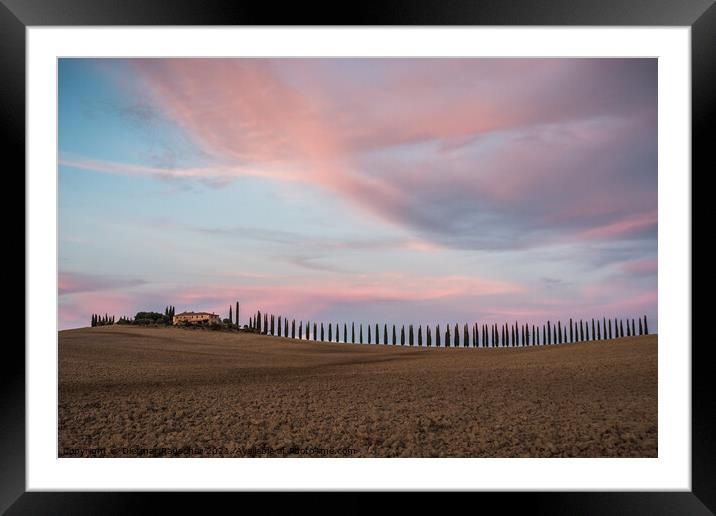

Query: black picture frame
<box><xmin>4</xmin><ymin>0</ymin><xmax>708</xmax><ymax>513</ymax></box>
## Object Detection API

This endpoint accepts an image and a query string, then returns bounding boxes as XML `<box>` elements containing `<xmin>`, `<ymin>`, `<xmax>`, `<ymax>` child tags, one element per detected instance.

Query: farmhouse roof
<box><xmin>176</xmin><ymin>311</ymin><xmax>218</xmax><ymax>316</ymax></box>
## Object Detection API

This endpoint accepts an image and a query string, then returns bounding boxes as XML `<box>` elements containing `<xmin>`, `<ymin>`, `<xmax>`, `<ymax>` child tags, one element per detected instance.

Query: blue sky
<box><xmin>59</xmin><ymin>58</ymin><xmax>658</xmax><ymax>333</ymax></box>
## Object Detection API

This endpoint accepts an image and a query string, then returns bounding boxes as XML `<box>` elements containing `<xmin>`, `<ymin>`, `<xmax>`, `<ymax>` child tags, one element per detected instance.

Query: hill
<box><xmin>59</xmin><ymin>326</ymin><xmax>657</xmax><ymax>457</ymax></box>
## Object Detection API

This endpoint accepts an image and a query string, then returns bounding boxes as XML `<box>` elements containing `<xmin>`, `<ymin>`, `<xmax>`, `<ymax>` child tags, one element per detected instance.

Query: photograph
<box><xmin>58</xmin><ymin>57</ymin><xmax>658</xmax><ymax>459</ymax></box>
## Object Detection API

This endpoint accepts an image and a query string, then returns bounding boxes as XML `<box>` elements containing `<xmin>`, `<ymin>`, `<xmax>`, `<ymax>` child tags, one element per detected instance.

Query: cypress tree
<box><xmin>627</xmin><ymin>319</ymin><xmax>631</xmax><ymax>337</ymax></box>
<box><xmin>292</xmin><ymin>320</ymin><xmax>296</xmax><ymax>339</ymax></box>
<box><xmin>360</xmin><ymin>324</ymin><xmax>363</xmax><ymax>344</ymax></box>
<box><xmin>418</xmin><ymin>326</ymin><xmax>423</xmax><ymax>347</ymax></box>
<box><xmin>548</xmin><ymin>321</ymin><xmax>552</xmax><ymax>345</ymax></box>
<box><xmin>579</xmin><ymin>320</ymin><xmax>584</xmax><ymax>341</ymax></box>
<box><xmin>376</xmin><ymin>324</ymin><xmax>379</xmax><ymax>345</ymax></box>
<box><xmin>344</xmin><ymin>323</ymin><xmax>348</xmax><ymax>343</ymax></box>
<box><xmin>328</xmin><ymin>323</ymin><xmax>332</xmax><ymax>342</ymax></box>
<box><xmin>299</xmin><ymin>321</ymin><xmax>302</xmax><ymax>339</ymax></box>
<box><xmin>313</xmin><ymin>322</ymin><xmax>317</xmax><ymax>340</ymax></box>
<box><xmin>229</xmin><ymin>305</ymin><xmax>233</xmax><ymax>325</ymax></box>
<box><xmin>285</xmin><ymin>318</ymin><xmax>288</xmax><ymax>337</ymax></box>
<box><xmin>321</xmin><ymin>323</ymin><xmax>325</xmax><ymax>341</ymax></box>
<box><xmin>401</xmin><ymin>326</ymin><xmax>406</xmax><ymax>346</ymax></box>
<box><xmin>393</xmin><ymin>325</ymin><xmax>397</xmax><ymax>345</ymax></box>
<box><xmin>264</xmin><ymin>313</ymin><xmax>268</xmax><ymax>334</ymax></box>
<box><xmin>643</xmin><ymin>315</ymin><xmax>649</xmax><ymax>335</ymax></box>
<box><xmin>278</xmin><ymin>316</ymin><xmax>282</xmax><ymax>336</ymax></box>
<box><xmin>569</xmin><ymin>319</ymin><xmax>573</xmax><ymax>342</ymax></box>
<box><xmin>591</xmin><ymin>319</ymin><xmax>595</xmax><ymax>341</ymax></box>
<box><xmin>638</xmin><ymin>317</ymin><xmax>643</xmax><ymax>335</ymax></box>
<box><xmin>409</xmin><ymin>325</ymin><xmax>413</xmax><ymax>346</ymax></box>
<box><xmin>602</xmin><ymin>317</ymin><xmax>607</xmax><ymax>339</ymax></box>
<box><xmin>436</xmin><ymin>325</ymin><xmax>441</xmax><ymax>347</ymax></box>
<box><xmin>632</xmin><ymin>319</ymin><xmax>636</xmax><ymax>336</ymax></box>
<box><xmin>619</xmin><ymin>320</ymin><xmax>624</xmax><ymax>338</ymax></box>
<box><xmin>463</xmin><ymin>324</ymin><xmax>468</xmax><ymax>347</ymax></box>
<box><xmin>352</xmin><ymin>322</ymin><xmax>355</xmax><ymax>344</ymax></box>
<box><xmin>445</xmin><ymin>325</ymin><xmax>450</xmax><ymax>348</ymax></box>
<box><xmin>427</xmin><ymin>326</ymin><xmax>432</xmax><ymax>347</ymax></box>
<box><xmin>384</xmin><ymin>324</ymin><xmax>388</xmax><ymax>345</ymax></box>
<box><xmin>608</xmin><ymin>318</ymin><xmax>612</xmax><ymax>340</ymax></box>
<box><xmin>367</xmin><ymin>324</ymin><xmax>371</xmax><ymax>344</ymax></box>
<box><xmin>558</xmin><ymin>321</ymin><xmax>562</xmax><ymax>344</ymax></box>
<box><xmin>236</xmin><ymin>302</ymin><xmax>240</xmax><ymax>328</ymax></box>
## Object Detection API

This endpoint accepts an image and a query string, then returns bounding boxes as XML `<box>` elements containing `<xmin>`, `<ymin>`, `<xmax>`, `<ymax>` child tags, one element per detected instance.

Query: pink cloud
<box><xmin>580</xmin><ymin>210</ymin><xmax>658</xmax><ymax>240</ymax></box>
<box><xmin>622</xmin><ymin>259</ymin><xmax>658</xmax><ymax>275</ymax></box>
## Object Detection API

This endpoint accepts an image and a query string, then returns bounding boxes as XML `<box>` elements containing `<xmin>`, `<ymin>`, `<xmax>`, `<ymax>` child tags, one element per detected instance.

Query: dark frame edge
<box><xmin>691</xmin><ymin>1</ymin><xmax>716</xmax><ymax>512</ymax></box>
<box><xmin>0</xmin><ymin>1</ymin><xmax>26</xmax><ymax>515</ymax></box>
<box><xmin>7</xmin><ymin>0</ymin><xmax>711</xmax><ymax>514</ymax></box>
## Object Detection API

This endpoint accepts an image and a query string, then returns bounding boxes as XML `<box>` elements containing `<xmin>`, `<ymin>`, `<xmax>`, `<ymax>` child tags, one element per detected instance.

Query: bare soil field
<box><xmin>59</xmin><ymin>326</ymin><xmax>657</xmax><ymax>457</ymax></box>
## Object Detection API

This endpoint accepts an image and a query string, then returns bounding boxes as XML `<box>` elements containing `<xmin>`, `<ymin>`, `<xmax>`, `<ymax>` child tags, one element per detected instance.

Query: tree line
<box><xmin>245</xmin><ymin>311</ymin><xmax>651</xmax><ymax>347</ymax></box>
<box><xmin>90</xmin><ymin>303</ymin><xmax>246</xmax><ymax>328</ymax></box>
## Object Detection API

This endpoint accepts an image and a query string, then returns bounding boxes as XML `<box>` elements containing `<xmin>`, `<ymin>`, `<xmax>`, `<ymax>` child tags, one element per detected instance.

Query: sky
<box><xmin>58</xmin><ymin>58</ymin><xmax>657</xmax><ymax>332</ymax></box>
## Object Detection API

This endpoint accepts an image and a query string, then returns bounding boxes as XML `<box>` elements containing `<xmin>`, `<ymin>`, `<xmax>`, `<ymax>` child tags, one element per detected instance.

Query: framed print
<box><xmin>5</xmin><ymin>0</ymin><xmax>710</xmax><ymax>513</ymax></box>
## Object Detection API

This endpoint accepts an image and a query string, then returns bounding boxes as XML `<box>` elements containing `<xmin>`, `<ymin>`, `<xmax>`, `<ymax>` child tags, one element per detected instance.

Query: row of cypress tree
<box><xmin>247</xmin><ymin>312</ymin><xmax>650</xmax><ymax>347</ymax></box>
<box><xmin>90</xmin><ymin>313</ymin><xmax>114</xmax><ymax>326</ymax></box>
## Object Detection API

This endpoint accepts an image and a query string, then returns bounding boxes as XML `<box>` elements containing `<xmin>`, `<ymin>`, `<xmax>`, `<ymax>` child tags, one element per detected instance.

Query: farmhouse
<box><xmin>173</xmin><ymin>311</ymin><xmax>221</xmax><ymax>325</ymax></box>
